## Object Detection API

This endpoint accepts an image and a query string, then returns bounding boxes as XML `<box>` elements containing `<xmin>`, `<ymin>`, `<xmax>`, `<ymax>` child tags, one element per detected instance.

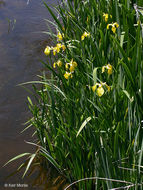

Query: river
<box><xmin>0</xmin><ymin>0</ymin><xmax>58</xmax><ymax>189</ymax></box>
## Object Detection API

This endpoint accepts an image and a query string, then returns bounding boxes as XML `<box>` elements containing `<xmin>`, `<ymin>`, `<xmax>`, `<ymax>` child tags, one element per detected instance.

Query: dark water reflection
<box><xmin>0</xmin><ymin>0</ymin><xmax>58</xmax><ymax>189</ymax></box>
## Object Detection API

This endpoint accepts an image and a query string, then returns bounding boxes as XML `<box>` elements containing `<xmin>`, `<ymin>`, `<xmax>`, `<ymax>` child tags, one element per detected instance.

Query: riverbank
<box><xmin>0</xmin><ymin>0</ymin><xmax>57</xmax><ymax>189</ymax></box>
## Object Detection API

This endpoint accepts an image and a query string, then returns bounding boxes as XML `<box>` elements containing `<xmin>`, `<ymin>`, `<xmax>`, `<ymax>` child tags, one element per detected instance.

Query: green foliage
<box><xmin>9</xmin><ymin>0</ymin><xmax>143</xmax><ymax>189</ymax></box>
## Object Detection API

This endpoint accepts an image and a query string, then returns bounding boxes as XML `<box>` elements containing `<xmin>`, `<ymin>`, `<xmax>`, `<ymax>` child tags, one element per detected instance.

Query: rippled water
<box><xmin>0</xmin><ymin>0</ymin><xmax>58</xmax><ymax>189</ymax></box>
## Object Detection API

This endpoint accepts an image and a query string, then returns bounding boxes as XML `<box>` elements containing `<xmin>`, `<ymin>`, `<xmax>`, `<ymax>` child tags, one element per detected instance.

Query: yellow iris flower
<box><xmin>107</xmin><ymin>22</ymin><xmax>119</xmax><ymax>33</ymax></box>
<box><xmin>103</xmin><ymin>13</ymin><xmax>112</xmax><ymax>22</ymax></box>
<box><xmin>52</xmin><ymin>43</ymin><xmax>66</xmax><ymax>56</ymax></box>
<box><xmin>102</xmin><ymin>64</ymin><xmax>113</xmax><ymax>75</ymax></box>
<box><xmin>64</xmin><ymin>72</ymin><xmax>72</xmax><ymax>79</ymax></box>
<box><xmin>57</xmin><ymin>60</ymin><xmax>62</xmax><ymax>67</ymax></box>
<box><xmin>81</xmin><ymin>31</ymin><xmax>90</xmax><ymax>41</ymax></box>
<box><xmin>103</xmin><ymin>13</ymin><xmax>109</xmax><ymax>22</ymax></box>
<box><xmin>65</xmin><ymin>59</ymin><xmax>77</xmax><ymax>72</ymax></box>
<box><xmin>57</xmin><ymin>32</ymin><xmax>63</xmax><ymax>41</ymax></box>
<box><xmin>52</xmin><ymin>47</ymin><xmax>59</xmax><ymax>56</ymax></box>
<box><xmin>70</xmin><ymin>59</ymin><xmax>77</xmax><ymax>67</ymax></box>
<box><xmin>92</xmin><ymin>82</ymin><xmax>110</xmax><ymax>97</ymax></box>
<box><xmin>53</xmin><ymin>60</ymin><xmax>62</xmax><ymax>68</ymax></box>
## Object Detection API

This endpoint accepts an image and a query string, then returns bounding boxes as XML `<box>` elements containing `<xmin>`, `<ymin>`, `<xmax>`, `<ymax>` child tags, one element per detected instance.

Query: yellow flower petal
<box><xmin>107</xmin><ymin>24</ymin><xmax>110</xmax><ymax>30</ymax></box>
<box><xmin>84</xmin><ymin>31</ymin><xmax>90</xmax><ymax>37</ymax></box>
<box><xmin>73</xmin><ymin>61</ymin><xmax>77</xmax><ymax>67</ymax></box>
<box><xmin>56</xmin><ymin>43</ymin><xmax>62</xmax><ymax>48</ymax></box>
<box><xmin>53</xmin><ymin>62</ymin><xmax>57</xmax><ymax>68</ymax></box>
<box><xmin>53</xmin><ymin>62</ymin><xmax>56</xmax><ymax>68</ymax></box>
<box><xmin>52</xmin><ymin>47</ymin><xmax>58</xmax><ymax>55</ymax></box>
<box><xmin>96</xmin><ymin>86</ymin><xmax>104</xmax><ymax>97</ymax></box>
<box><xmin>92</xmin><ymin>85</ymin><xmax>97</xmax><ymax>92</ymax></box>
<box><xmin>44</xmin><ymin>46</ymin><xmax>51</xmax><ymax>56</ymax></box>
<box><xmin>61</xmin><ymin>44</ymin><xmax>66</xmax><ymax>51</ymax></box>
<box><xmin>53</xmin><ymin>51</ymin><xmax>56</xmax><ymax>56</ymax></box>
<box><xmin>81</xmin><ymin>35</ymin><xmax>85</xmax><ymax>41</ymax></box>
<box><xmin>102</xmin><ymin>66</ymin><xmax>105</xmax><ymax>73</ymax></box>
<box><xmin>57</xmin><ymin>32</ymin><xmax>63</xmax><ymax>41</ymax></box>
<box><xmin>107</xmin><ymin>64</ymin><xmax>112</xmax><ymax>75</ymax></box>
<box><xmin>56</xmin><ymin>47</ymin><xmax>61</xmax><ymax>53</ymax></box>
<box><xmin>112</xmin><ymin>26</ymin><xmax>116</xmax><ymax>33</ymax></box>
<box><xmin>70</xmin><ymin>65</ymin><xmax>75</xmax><ymax>72</ymax></box>
<box><xmin>52</xmin><ymin>46</ymin><xmax>60</xmax><ymax>55</ymax></box>
<box><xmin>114</xmin><ymin>22</ymin><xmax>119</xmax><ymax>28</ymax></box>
<box><xmin>105</xmin><ymin>84</ymin><xmax>111</xmax><ymax>92</ymax></box>
<box><xmin>65</xmin><ymin>63</ymin><xmax>69</xmax><ymax>70</ymax></box>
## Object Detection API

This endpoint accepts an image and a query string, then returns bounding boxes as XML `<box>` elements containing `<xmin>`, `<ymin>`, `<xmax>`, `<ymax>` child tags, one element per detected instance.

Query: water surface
<box><xmin>0</xmin><ymin>0</ymin><xmax>58</xmax><ymax>189</ymax></box>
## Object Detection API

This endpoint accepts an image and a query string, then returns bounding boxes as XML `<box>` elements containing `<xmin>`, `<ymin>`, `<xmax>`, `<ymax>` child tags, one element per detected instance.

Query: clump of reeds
<box><xmin>7</xmin><ymin>0</ymin><xmax>143</xmax><ymax>189</ymax></box>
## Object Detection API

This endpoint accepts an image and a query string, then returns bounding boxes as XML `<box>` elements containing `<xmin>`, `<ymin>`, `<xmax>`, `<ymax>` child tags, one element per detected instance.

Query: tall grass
<box><xmin>7</xmin><ymin>0</ymin><xmax>143</xmax><ymax>189</ymax></box>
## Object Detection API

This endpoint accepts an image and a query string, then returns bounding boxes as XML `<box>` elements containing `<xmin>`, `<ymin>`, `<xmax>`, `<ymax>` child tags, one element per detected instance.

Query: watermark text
<box><xmin>4</xmin><ymin>183</ymin><xmax>28</xmax><ymax>188</ymax></box>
